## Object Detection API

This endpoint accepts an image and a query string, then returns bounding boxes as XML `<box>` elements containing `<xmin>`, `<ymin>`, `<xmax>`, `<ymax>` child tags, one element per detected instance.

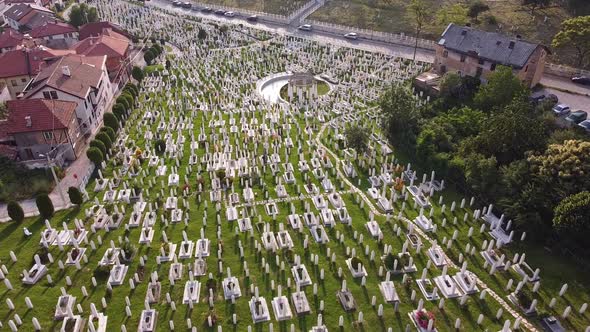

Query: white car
<box><xmin>224</xmin><ymin>11</ymin><xmax>235</xmax><ymax>17</ymax></box>
<box><xmin>344</xmin><ymin>32</ymin><xmax>358</xmax><ymax>40</ymax></box>
<box><xmin>298</xmin><ymin>24</ymin><xmax>312</xmax><ymax>31</ymax></box>
<box><xmin>578</xmin><ymin>120</ymin><xmax>590</xmax><ymax>133</ymax></box>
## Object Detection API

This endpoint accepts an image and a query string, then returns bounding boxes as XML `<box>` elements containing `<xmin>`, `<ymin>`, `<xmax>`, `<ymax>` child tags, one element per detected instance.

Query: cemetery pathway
<box><xmin>314</xmin><ymin>117</ymin><xmax>539</xmax><ymax>331</ymax></box>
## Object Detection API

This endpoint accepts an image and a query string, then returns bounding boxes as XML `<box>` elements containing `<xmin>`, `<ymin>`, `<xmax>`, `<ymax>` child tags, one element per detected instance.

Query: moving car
<box><xmin>578</xmin><ymin>120</ymin><xmax>590</xmax><ymax>133</ymax></box>
<box><xmin>246</xmin><ymin>15</ymin><xmax>258</xmax><ymax>22</ymax></box>
<box><xmin>298</xmin><ymin>24</ymin><xmax>312</xmax><ymax>31</ymax></box>
<box><xmin>552</xmin><ymin>104</ymin><xmax>571</xmax><ymax>116</ymax></box>
<box><xmin>172</xmin><ymin>1</ymin><xmax>181</xmax><ymax>6</ymax></box>
<box><xmin>571</xmin><ymin>75</ymin><xmax>590</xmax><ymax>85</ymax></box>
<box><xmin>201</xmin><ymin>7</ymin><xmax>212</xmax><ymax>12</ymax></box>
<box><xmin>214</xmin><ymin>9</ymin><xmax>226</xmax><ymax>15</ymax></box>
<box><xmin>566</xmin><ymin>110</ymin><xmax>588</xmax><ymax>125</ymax></box>
<box><xmin>224</xmin><ymin>11</ymin><xmax>235</xmax><ymax>17</ymax></box>
<box><xmin>344</xmin><ymin>32</ymin><xmax>358</xmax><ymax>40</ymax></box>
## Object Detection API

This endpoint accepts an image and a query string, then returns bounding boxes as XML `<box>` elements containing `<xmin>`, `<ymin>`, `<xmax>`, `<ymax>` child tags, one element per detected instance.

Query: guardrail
<box><xmin>187</xmin><ymin>0</ymin><xmax>319</xmax><ymax>24</ymax></box>
<box><xmin>302</xmin><ymin>19</ymin><xmax>437</xmax><ymax>51</ymax></box>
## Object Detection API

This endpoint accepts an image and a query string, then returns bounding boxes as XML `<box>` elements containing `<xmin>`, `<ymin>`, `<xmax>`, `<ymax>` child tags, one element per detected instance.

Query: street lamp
<box><xmin>39</xmin><ymin>152</ymin><xmax>68</xmax><ymax>208</ymax></box>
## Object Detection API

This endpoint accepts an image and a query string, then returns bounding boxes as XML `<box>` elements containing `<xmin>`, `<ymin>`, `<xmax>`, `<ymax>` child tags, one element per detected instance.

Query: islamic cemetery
<box><xmin>0</xmin><ymin>1</ymin><xmax>589</xmax><ymax>331</ymax></box>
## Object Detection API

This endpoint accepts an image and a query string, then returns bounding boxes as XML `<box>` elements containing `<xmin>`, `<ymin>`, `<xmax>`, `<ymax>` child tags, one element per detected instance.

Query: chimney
<box><xmin>25</xmin><ymin>115</ymin><xmax>32</xmax><ymax>127</ymax></box>
<box><xmin>508</xmin><ymin>41</ymin><xmax>515</xmax><ymax>49</ymax></box>
<box><xmin>62</xmin><ymin>65</ymin><xmax>71</xmax><ymax>77</ymax></box>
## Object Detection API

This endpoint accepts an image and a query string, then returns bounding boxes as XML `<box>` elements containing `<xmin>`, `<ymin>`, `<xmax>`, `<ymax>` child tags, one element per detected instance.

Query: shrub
<box><xmin>87</xmin><ymin>147</ymin><xmax>104</xmax><ymax>166</ymax></box>
<box><xmin>89</xmin><ymin>139</ymin><xmax>106</xmax><ymax>156</ymax></box>
<box><xmin>67</xmin><ymin>186</ymin><xmax>83</xmax><ymax>205</ymax></box>
<box><xmin>116</xmin><ymin>96</ymin><xmax>130</xmax><ymax>110</ymax></box>
<box><xmin>121</xmin><ymin>93</ymin><xmax>135</xmax><ymax>109</ymax></box>
<box><xmin>96</xmin><ymin>131</ymin><xmax>113</xmax><ymax>151</ymax></box>
<box><xmin>36</xmin><ymin>193</ymin><xmax>54</xmax><ymax>218</ymax></box>
<box><xmin>384</xmin><ymin>253</ymin><xmax>396</xmax><ymax>270</ymax></box>
<box><xmin>7</xmin><ymin>201</ymin><xmax>24</xmax><ymax>222</ymax></box>
<box><xmin>113</xmin><ymin>103</ymin><xmax>126</xmax><ymax>120</ymax></box>
<box><xmin>484</xmin><ymin>14</ymin><xmax>497</xmax><ymax>25</ymax></box>
<box><xmin>154</xmin><ymin>139</ymin><xmax>166</xmax><ymax>154</ymax></box>
<box><xmin>144</xmin><ymin>50</ymin><xmax>155</xmax><ymax>65</ymax></box>
<box><xmin>131</xmin><ymin>66</ymin><xmax>144</xmax><ymax>82</ymax></box>
<box><xmin>350</xmin><ymin>257</ymin><xmax>363</xmax><ymax>269</ymax></box>
<box><xmin>103</xmin><ymin>113</ymin><xmax>119</xmax><ymax>132</ymax></box>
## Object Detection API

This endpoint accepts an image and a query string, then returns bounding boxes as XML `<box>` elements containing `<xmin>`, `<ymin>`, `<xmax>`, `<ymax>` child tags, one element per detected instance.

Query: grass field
<box><xmin>196</xmin><ymin>0</ymin><xmax>308</xmax><ymax>15</ymax></box>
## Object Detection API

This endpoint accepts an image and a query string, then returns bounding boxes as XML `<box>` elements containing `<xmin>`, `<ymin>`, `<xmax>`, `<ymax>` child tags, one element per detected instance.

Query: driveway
<box><xmin>537</xmin><ymin>74</ymin><xmax>590</xmax><ymax>115</ymax></box>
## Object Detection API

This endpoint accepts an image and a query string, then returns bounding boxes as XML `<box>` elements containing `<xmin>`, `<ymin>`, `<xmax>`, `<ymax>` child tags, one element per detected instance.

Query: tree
<box><xmin>528</xmin><ymin>140</ymin><xmax>590</xmax><ymax>198</ymax></box>
<box><xmin>7</xmin><ymin>201</ymin><xmax>24</xmax><ymax>222</ymax></box>
<box><xmin>36</xmin><ymin>193</ymin><xmax>54</xmax><ymax>218</ymax></box>
<box><xmin>68</xmin><ymin>4</ymin><xmax>98</xmax><ymax>28</ymax></box>
<box><xmin>344</xmin><ymin>125</ymin><xmax>369</xmax><ymax>155</ymax></box>
<box><xmin>96</xmin><ymin>132</ymin><xmax>112</xmax><ymax>151</ymax></box>
<box><xmin>198</xmin><ymin>28</ymin><xmax>207</xmax><ymax>40</ymax></box>
<box><xmin>67</xmin><ymin>186</ymin><xmax>84</xmax><ymax>205</ymax></box>
<box><xmin>103</xmin><ymin>113</ymin><xmax>119</xmax><ymax>132</ymax></box>
<box><xmin>474</xmin><ymin>65</ymin><xmax>528</xmax><ymax>112</ymax></box>
<box><xmin>380</xmin><ymin>85</ymin><xmax>421</xmax><ymax>151</ymax></box>
<box><xmin>407</xmin><ymin>0</ymin><xmax>432</xmax><ymax>61</ymax></box>
<box><xmin>131</xmin><ymin>66</ymin><xmax>144</xmax><ymax>82</ymax></box>
<box><xmin>522</xmin><ymin>0</ymin><xmax>551</xmax><ymax>15</ymax></box>
<box><xmin>113</xmin><ymin>103</ymin><xmax>126</xmax><ymax>120</ymax></box>
<box><xmin>437</xmin><ymin>4</ymin><xmax>469</xmax><ymax>28</ymax></box>
<box><xmin>468</xmin><ymin>1</ymin><xmax>489</xmax><ymax>21</ymax></box>
<box><xmin>86</xmin><ymin>147</ymin><xmax>104</xmax><ymax>166</ymax></box>
<box><xmin>552</xmin><ymin>16</ymin><xmax>590</xmax><ymax>67</ymax></box>
<box><xmin>144</xmin><ymin>50</ymin><xmax>155</xmax><ymax>65</ymax></box>
<box><xmin>101</xmin><ymin>126</ymin><xmax>116</xmax><ymax>143</ymax></box>
<box><xmin>553</xmin><ymin>191</ymin><xmax>590</xmax><ymax>249</ymax></box>
<box><xmin>89</xmin><ymin>139</ymin><xmax>106</xmax><ymax>156</ymax></box>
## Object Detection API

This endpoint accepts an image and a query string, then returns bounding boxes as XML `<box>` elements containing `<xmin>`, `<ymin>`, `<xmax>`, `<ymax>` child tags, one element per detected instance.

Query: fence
<box><xmin>302</xmin><ymin>19</ymin><xmax>437</xmax><ymax>51</ymax></box>
<box><xmin>544</xmin><ymin>63</ymin><xmax>590</xmax><ymax>78</ymax></box>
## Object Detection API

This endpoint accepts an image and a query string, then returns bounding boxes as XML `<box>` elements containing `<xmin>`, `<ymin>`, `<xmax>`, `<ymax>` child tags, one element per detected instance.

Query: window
<box><xmin>490</xmin><ymin>63</ymin><xmax>496</xmax><ymax>71</ymax></box>
<box><xmin>21</xmin><ymin>78</ymin><xmax>27</xmax><ymax>83</ymax></box>
<box><xmin>43</xmin><ymin>91</ymin><xmax>58</xmax><ymax>99</ymax></box>
<box><xmin>11</xmin><ymin>80</ymin><xmax>17</xmax><ymax>87</ymax></box>
<box><xmin>43</xmin><ymin>131</ymin><xmax>53</xmax><ymax>140</ymax></box>
<box><xmin>51</xmin><ymin>91</ymin><xmax>58</xmax><ymax>99</ymax></box>
<box><xmin>442</xmin><ymin>50</ymin><xmax>448</xmax><ymax>58</ymax></box>
<box><xmin>460</xmin><ymin>55</ymin><xmax>466</xmax><ymax>63</ymax></box>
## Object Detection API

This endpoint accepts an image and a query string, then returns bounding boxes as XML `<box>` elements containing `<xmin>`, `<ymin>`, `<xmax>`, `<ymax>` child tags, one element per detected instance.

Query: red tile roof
<box><xmin>5</xmin><ymin>98</ymin><xmax>78</xmax><ymax>134</ymax></box>
<box><xmin>78</xmin><ymin>21</ymin><xmax>129</xmax><ymax>40</ymax></box>
<box><xmin>0</xmin><ymin>28</ymin><xmax>24</xmax><ymax>50</ymax></box>
<box><xmin>25</xmin><ymin>53</ymin><xmax>106</xmax><ymax>99</ymax></box>
<box><xmin>29</xmin><ymin>21</ymin><xmax>77</xmax><ymax>38</ymax></box>
<box><xmin>3</xmin><ymin>3</ymin><xmax>51</xmax><ymax>22</ymax></box>
<box><xmin>73</xmin><ymin>29</ymin><xmax>129</xmax><ymax>58</ymax></box>
<box><xmin>0</xmin><ymin>46</ymin><xmax>74</xmax><ymax>79</ymax></box>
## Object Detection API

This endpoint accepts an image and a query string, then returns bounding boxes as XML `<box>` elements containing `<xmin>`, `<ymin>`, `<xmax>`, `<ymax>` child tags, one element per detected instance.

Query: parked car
<box><xmin>172</xmin><ymin>1</ymin><xmax>181</xmax><ymax>6</ymax></box>
<box><xmin>214</xmin><ymin>9</ymin><xmax>226</xmax><ymax>15</ymax></box>
<box><xmin>530</xmin><ymin>93</ymin><xmax>558</xmax><ymax>106</ymax></box>
<box><xmin>181</xmin><ymin>2</ymin><xmax>191</xmax><ymax>8</ymax></box>
<box><xmin>552</xmin><ymin>104</ymin><xmax>571</xmax><ymax>116</ymax></box>
<box><xmin>571</xmin><ymin>76</ymin><xmax>590</xmax><ymax>85</ymax></box>
<box><xmin>578</xmin><ymin>120</ymin><xmax>590</xmax><ymax>133</ymax></box>
<box><xmin>224</xmin><ymin>11</ymin><xmax>235</xmax><ymax>17</ymax></box>
<box><xmin>246</xmin><ymin>15</ymin><xmax>258</xmax><ymax>22</ymax></box>
<box><xmin>566</xmin><ymin>111</ymin><xmax>588</xmax><ymax>125</ymax></box>
<box><xmin>298</xmin><ymin>24</ymin><xmax>312</xmax><ymax>31</ymax></box>
<box><xmin>344</xmin><ymin>32</ymin><xmax>358</xmax><ymax>40</ymax></box>
<box><xmin>201</xmin><ymin>7</ymin><xmax>212</xmax><ymax>12</ymax></box>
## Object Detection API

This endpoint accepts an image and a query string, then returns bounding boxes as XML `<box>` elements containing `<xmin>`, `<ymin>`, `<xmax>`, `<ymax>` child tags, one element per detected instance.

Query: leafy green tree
<box><xmin>103</xmin><ymin>113</ymin><xmax>119</xmax><ymax>132</ymax></box>
<box><xmin>143</xmin><ymin>50</ymin><xmax>155</xmax><ymax>65</ymax></box>
<box><xmin>96</xmin><ymin>132</ymin><xmax>112</xmax><ymax>151</ymax></box>
<box><xmin>131</xmin><ymin>66</ymin><xmax>144</xmax><ymax>82</ymax></box>
<box><xmin>468</xmin><ymin>1</ymin><xmax>489</xmax><ymax>21</ymax></box>
<box><xmin>462</xmin><ymin>153</ymin><xmax>500</xmax><ymax>200</ymax></box>
<box><xmin>198</xmin><ymin>28</ymin><xmax>207</xmax><ymax>40</ymax></box>
<box><xmin>86</xmin><ymin>147</ymin><xmax>104</xmax><ymax>166</ymax></box>
<box><xmin>89</xmin><ymin>139</ymin><xmax>106</xmax><ymax>156</ymax></box>
<box><xmin>474</xmin><ymin>65</ymin><xmax>528</xmax><ymax>112</ymax></box>
<box><xmin>553</xmin><ymin>191</ymin><xmax>590</xmax><ymax>249</ymax></box>
<box><xmin>36</xmin><ymin>193</ymin><xmax>54</xmax><ymax>218</ymax></box>
<box><xmin>528</xmin><ymin>140</ymin><xmax>590</xmax><ymax>198</ymax></box>
<box><xmin>68</xmin><ymin>4</ymin><xmax>98</xmax><ymax>28</ymax></box>
<box><xmin>552</xmin><ymin>16</ymin><xmax>590</xmax><ymax>67</ymax></box>
<box><xmin>522</xmin><ymin>0</ymin><xmax>551</xmax><ymax>15</ymax></box>
<box><xmin>380</xmin><ymin>85</ymin><xmax>421</xmax><ymax>151</ymax></box>
<box><xmin>407</xmin><ymin>0</ymin><xmax>432</xmax><ymax>61</ymax></box>
<box><xmin>7</xmin><ymin>201</ymin><xmax>24</xmax><ymax>222</ymax></box>
<box><xmin>67</xmin><ymin>186</ymin><xmax>84</xmax><ymax>206</ymax></box>
<box><xmin>113</xmin><ymin>103</ymin><xmax>126</xmax><ymax>120</ymax></box>
<box><xmin>437</xmin><ymin>4</ymin><xmax>469</xmax><ymax>28</ymax></box>
<box><xmin>101</xmin><ymin>126</ymin><xmax>116</xmax><ymax>142</ymax></box>
<box><xmin>344</xmin><ymin>125</ymin><xmax>369</xmax><ymax>155</ymax></box>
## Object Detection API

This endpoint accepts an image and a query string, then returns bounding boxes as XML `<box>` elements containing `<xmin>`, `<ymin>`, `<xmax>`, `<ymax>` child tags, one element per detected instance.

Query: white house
<box><xmin>23</xmin><ymin>54</ymin><xmax>113</xmax><ymax>134</ymax></box>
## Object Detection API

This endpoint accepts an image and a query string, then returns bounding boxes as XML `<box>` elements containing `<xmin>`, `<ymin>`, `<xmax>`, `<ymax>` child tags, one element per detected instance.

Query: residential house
<box><xmin>23</xmin><ymin>54</ymin><xmax>113</xmax><ymax>134</ymax></box>
<box><xmin>78</xmin><ymin>21</ymin><xmax>129</xmax><ymax>40</ymax></box>
<box><xmin>0</xmin><ymin>45</ymin><xmax>73</xmax><ymax>99</ymax></box>
<box><xmin>3</xmin><ymin>3</ymin><xmax>54</xmax><ymax>31</ymax></box>
<box><xmin>433</xmin><ymin>23</ymin><xmax>548</xmax><ymax>88</ymax></box>
<box><xmin>0</xmin><ymin>28</ymin><xmax>24</xmax><ymax>53</ymax></box>
<box><xmin>72</xmin><ymin>28</ymin><xmax>131</xmax><ymax>86</ymax></box>
<box><xmin>29</xmin><ymin>21</ymin><xmax>78</xmax><ymax>49</ymax></box>
<box><xmin>2</xmin><ymin>98</ymin><xmax>82</xmax><ymax>165</ymax></box>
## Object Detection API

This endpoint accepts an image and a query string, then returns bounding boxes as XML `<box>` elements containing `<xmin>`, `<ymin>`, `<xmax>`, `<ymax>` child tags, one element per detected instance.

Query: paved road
<box><xmin>147</xmin><ymin>0</ymin><xmax>436</xmax><ymax>63</ymax></box>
